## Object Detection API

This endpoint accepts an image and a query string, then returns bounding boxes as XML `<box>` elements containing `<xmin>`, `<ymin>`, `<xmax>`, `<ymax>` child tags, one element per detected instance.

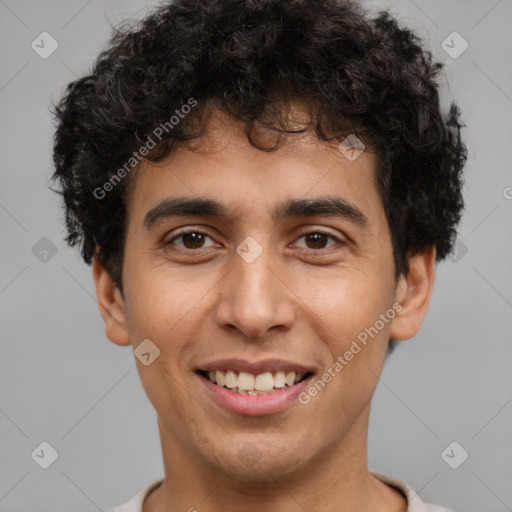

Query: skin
<box><xmin>93</xmin><ymin>107</ymin><xmax>435</xmax><ymax>512</ymax></box>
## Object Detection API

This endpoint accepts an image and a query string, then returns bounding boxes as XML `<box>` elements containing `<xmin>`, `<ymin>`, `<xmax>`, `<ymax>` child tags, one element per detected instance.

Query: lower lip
<box><xmin>197</xmin><ymin>373</ymin><xmax>314</xmax><ymax>416</ymax></box>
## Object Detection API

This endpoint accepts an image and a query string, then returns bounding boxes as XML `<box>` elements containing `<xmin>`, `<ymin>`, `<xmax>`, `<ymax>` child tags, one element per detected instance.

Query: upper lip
<box><xmin>197</xmin><ymin>358</ymin><xmax>316</xmax><ymax>375</ymax></box>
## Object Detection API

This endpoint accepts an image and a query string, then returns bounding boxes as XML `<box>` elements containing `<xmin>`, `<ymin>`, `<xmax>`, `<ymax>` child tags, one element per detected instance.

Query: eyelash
<box><xmin>165</xmin><ymin>228</ymin><xmax>345</xmax><ymax>252</ymax></box>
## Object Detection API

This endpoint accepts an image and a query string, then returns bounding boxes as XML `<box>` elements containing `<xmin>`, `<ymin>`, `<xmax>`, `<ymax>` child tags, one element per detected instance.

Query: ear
<box><xmin>389</xmin><ymin>246</ymin><xmax>436</xmax><ymax>341</ymax></box>
<box><xmin>92</xmin><ymin>255</ymin><xmax>131</xmax><ymax>346</ymax></box>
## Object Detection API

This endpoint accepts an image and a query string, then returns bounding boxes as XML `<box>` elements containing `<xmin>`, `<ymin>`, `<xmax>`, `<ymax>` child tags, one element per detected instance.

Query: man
<box><xmin>52</xmin><ymin>0</ymin><xmax>466</xmax><ymax>510</ymax></box>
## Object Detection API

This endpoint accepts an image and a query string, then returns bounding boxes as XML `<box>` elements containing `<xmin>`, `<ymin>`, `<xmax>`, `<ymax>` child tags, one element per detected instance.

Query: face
<box><xmin>94</xmin><ymin>107</ymin><xmax>434</xmax><ymax>485</ymax></box>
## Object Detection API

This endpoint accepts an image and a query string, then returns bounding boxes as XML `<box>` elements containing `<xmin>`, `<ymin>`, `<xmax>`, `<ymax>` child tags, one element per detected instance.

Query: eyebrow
<box><xmin>143</xmin><ymin>196</ymin><xmax>369</xmax><ymax>229</ymax></box>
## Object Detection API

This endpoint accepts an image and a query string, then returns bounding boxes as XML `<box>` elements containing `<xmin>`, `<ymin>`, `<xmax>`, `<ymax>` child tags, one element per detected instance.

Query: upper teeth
<box><xmin>207</xmin><ymin>370</ymin><xmax>305</xmax><ymax>391</ymax></box>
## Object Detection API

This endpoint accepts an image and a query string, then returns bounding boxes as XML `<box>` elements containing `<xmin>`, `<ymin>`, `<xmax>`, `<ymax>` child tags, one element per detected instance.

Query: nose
<box><xmin>213</xmin><ymin>241</ymin><xmax>295</xmax><ymax>339</ymax></box>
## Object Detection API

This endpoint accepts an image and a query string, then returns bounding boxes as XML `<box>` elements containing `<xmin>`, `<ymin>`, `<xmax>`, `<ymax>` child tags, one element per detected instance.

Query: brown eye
<box><xmin>295</xmin><ymin>231</ymin><xmax>340</xmax><ymax>251</ymax></box>
<box><xmin>304</xmin><ymin>233</ymin><xmax>330</xmax><ymax>249</ymax></box>
<box><xmin>166</xmin><ymin>229</ymin><xmax>216</xmax><ymax>250</ymax></box>
<box><xmin>181</xmin><ymin>232</ymin><xmax>206</xmax><ymax>249</ymax></box>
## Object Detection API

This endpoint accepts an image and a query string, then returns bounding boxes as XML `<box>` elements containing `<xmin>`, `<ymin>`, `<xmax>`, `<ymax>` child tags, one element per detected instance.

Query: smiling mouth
<box><xmin>197</xmin><ymin>369</ymin><xmax>313</xmax><ymax>395</ymax></box>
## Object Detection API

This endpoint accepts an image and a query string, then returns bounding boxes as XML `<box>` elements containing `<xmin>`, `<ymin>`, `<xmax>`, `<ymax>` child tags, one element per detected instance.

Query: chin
<box><xmin>207</xmin><ymin>439</ymin><xmax>312</xmax><ymax>484</ymax></box>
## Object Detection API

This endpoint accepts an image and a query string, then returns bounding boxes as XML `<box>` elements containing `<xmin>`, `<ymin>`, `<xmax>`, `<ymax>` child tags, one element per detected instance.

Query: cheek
<box><xmin>122</xmin><ymin>265</ymin><xmax>207</xmax><ymax>418</ymax></box>
<box><xmin>123</xmin><ymin>255</ymin><xmax>215</xmax><ymax>340</ymax></box>
<box><xmin>297</xmin><ymin>267</ymin><xmax>393</xmax><ymax>347</ymax></box>
<box><xmin>302</xmin><ymin>283</ymin><xmax>392</xmax><ymax>419</ymax></box>
<box><xmin>293</xmin><ymin>272</ymin><xmax>393</xmax><ymax>434</ymax></box>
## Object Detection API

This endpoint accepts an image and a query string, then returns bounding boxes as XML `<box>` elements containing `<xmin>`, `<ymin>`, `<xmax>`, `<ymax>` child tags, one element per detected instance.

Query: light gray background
<box><xmin>1</xmin><ymin>0</ymin><xmax>511</xmax><ymax>510</ymax></box>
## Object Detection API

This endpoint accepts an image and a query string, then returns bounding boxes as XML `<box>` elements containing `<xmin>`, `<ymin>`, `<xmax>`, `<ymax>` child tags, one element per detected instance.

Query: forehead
<box><xmin>125</xmin><ymin>108</ymin><xmax>384</xmax><ymax>231</ymax></box>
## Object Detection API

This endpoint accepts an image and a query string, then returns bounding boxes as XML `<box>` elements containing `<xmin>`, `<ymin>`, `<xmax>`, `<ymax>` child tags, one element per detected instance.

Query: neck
<box><xmin>143</xmin><ymin>406</ymin><xmax>407</xmax><ymax>512</ymax></box>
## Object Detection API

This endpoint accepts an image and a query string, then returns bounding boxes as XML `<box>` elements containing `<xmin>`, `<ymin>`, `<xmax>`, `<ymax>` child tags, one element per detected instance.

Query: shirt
<box><xmin>108</xmin><ymin>471</ymin><xmax>454</xmax><ymax>512</ymax></box>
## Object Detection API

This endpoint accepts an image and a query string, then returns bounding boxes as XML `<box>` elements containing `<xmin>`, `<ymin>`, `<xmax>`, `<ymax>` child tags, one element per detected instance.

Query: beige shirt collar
<box><xmin>108</xmin><ymin>472</ymin><xmax>454</xmax><ymax>512</ymax></box>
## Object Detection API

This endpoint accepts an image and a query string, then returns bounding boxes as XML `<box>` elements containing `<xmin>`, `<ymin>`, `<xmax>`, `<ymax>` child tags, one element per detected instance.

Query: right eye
<box><xmin>165</xmin><ymin>228</ymin><xmax>219</xmax><ymax>251</ymax></box>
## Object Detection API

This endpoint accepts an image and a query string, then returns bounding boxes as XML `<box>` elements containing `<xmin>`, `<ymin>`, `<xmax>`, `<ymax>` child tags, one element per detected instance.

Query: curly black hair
<box><xmin>52</xmin><ymin>0</ymin><xmax>467</xmax><ymax>294</ymax></box>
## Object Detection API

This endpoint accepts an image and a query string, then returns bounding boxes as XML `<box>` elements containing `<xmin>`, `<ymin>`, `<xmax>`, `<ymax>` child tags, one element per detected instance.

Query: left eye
<box><xmin>293</xmin><ymin>231</ymin><xmax>341</xmax><ymax>250</ymax></box>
